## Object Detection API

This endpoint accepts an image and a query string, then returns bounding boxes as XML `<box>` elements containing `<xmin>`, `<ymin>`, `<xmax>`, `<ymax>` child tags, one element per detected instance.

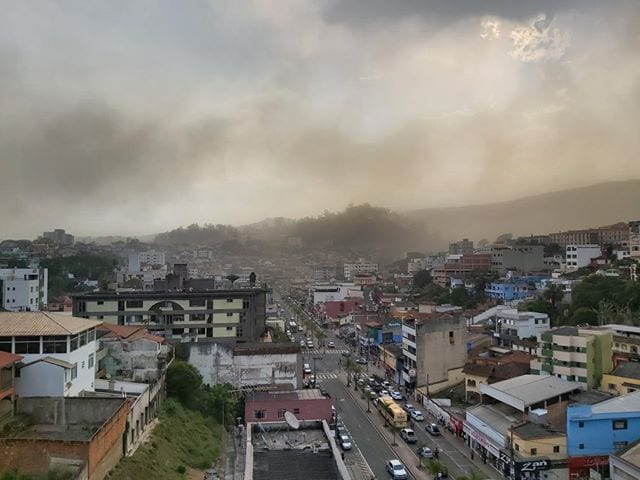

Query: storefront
<box><xmin>568</xmin><ymin>456</ymin><xmax>609</xmax><ymax>479</ymax></box>
<box><xmin>514</xmin><ymin>459</ymin><xmax>550</xmax><ymax>480</ymax></box>
<box><xmin>463</xmin><ymin>422</ymin><xmax>512</xmax><ymax>477</ymax></box>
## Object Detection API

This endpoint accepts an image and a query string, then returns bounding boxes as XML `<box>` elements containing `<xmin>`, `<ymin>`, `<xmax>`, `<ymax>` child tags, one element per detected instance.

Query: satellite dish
<box><xmin>284</xmin><ymin>411</ymin><xmax>300</xmax><ymax>430</ymax></box>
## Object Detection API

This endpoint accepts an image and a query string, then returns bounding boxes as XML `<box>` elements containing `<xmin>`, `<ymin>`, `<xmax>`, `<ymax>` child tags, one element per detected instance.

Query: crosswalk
<box><xmin>315</xmin><ymin>373</ymin><xmax>339</xmax><ymax>380</ymax></box>
<box><xmin>304</xmin><ymin>348</ymin><xmax>350</xmax><ymax>355</ymax></box>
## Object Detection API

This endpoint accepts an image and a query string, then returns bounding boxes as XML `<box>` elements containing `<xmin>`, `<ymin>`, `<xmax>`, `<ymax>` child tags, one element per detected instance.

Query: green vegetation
<box><xmin>40</xmin><ymin>254</ymin><xmax>121</xmax><ymax>298</ymax></box>
<box><xmin>106</xmin><ymin>399</ymin><xmax>223</xmax><ymax>480</ymax></box>
<box><xmin>0</xmin><ymin>468</ymin><xmax>75</xmax><ymax>480</ymax></box>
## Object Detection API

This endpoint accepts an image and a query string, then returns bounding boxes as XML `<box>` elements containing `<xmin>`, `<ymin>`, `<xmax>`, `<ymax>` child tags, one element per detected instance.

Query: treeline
<box><xmin>40</xmin><ymin>254</ymin><xmax>121</xmax><ymax>299</ymax></box>
<box><xmin>153</xmin><ymin>204</ymin><xmax>435</xmax><ymax>256</ymax></box>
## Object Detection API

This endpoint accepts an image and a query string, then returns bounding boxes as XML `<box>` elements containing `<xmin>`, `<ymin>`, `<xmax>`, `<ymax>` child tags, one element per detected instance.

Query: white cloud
<box><xmin>510</xmin><ymin>14</ymin><xmax>570</xmax><ymax>62</ymax></box>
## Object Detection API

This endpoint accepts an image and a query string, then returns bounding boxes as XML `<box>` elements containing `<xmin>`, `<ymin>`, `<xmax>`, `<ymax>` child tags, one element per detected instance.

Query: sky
<box><xmin>1</xmin><ymin>0</ymin><xmax>639</xmax><ymax>238</ymax></box>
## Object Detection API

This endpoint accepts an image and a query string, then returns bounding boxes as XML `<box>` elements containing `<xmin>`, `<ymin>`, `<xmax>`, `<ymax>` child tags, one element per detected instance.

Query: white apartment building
<box><xmin>343</xmin><ymin>260</ymin><xmax>378</xmax><ymax>280</ymax></box>
<box><xmin>137</xmin><ymin>250</ymin><xmax>166</xmax><ymax>267</ymax></box>
<box><xmin>494</xmin><ymin>308</ymin><xmax>551</xmax><ymax>348</ymax></box>
<box><xmin>0</xmin><ymin>312</ymin><xmax>101</xmax><ymax>397</ymax></box>
<box><xmin>311</xmin><ymin>283</ymin><xmax>363</xmax><ymax>304</ymax></box>
<box><xmin>0</xmin><ymin>268</ymin><xmax>48</xmax><ymax>311</ymax></box>
<box><xmin>565</xmin><ymin>245</ymin><xmax>602</xmax><ymax>270</ymax></box>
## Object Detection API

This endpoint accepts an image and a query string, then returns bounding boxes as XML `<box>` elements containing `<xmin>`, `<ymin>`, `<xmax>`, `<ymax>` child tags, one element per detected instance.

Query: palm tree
<box><xmin>225</xmin><ymin>274</ymin><xmax>239</xmax><ymax>287</ymax></box>
<box><xmin>543</xmin><ymin>283</ymin><xmax>564</xmax><ymax>309</ymax></box>
<box><xmin>424</xmin><ymin>460</ymin><xmax>448</xmax><ymax>477</ymax></box>
<box><xmin>344</xmin><ymin>357</ymin><xmax>356</xmax><ymax>386</ymax></box>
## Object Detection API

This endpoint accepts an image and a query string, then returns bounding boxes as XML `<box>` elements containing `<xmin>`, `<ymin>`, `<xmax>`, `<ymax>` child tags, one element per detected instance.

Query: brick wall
<box><xmin>88</xmin><ymin>400</ymin><xmax>128</xmax><ymax>479</ymax></box>
<box><xmin>0</xmin><ymin>438</ymin><xmax>88</xmax><ymax>476</ymax></box>
<box><xmin>246</xmin><ymin>397</ymin><xmax>332</xmax><ymax>423</ymax></box>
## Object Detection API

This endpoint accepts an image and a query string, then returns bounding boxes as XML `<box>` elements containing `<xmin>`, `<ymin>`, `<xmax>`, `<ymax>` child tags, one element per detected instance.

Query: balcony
<box><xmin>541</xmin><ymin>348</ymin><xmax>553</xmax><ymax>358</ymax></box>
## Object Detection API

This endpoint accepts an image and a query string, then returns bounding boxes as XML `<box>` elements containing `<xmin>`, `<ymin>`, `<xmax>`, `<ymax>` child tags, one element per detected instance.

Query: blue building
<box><xmin>484</xmin><ymin>282</ymin><xmax>531</xmax><ymax>302</ymax></box>
<box><xmin>566</xmin><ymin>391</ymin><xmax>640</xmax><ymax>458</ymax></box>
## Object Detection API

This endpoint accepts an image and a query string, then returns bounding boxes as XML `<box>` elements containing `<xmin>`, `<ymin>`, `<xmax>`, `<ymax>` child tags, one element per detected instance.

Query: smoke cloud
<box><xmin>0</xmin><ymin>0</ymin><xmax>639</xmax><ymax>237</ymax></box>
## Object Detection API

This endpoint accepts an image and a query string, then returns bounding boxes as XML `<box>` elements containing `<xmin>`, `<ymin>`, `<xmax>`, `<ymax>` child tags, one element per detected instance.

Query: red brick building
<box><xmin>320</xmin><ymin>299</ymin><xmax>362</xmax><ymax>320</ymax></box>
<box><xmin>245</xmin><ymin>389</ymin><xmax>332</xmax><ymax>423</ymax></box>
<box><xmin>0</xmin><ymin>351</ymin><xmax>22</xmax><ymax>417</ymax></box>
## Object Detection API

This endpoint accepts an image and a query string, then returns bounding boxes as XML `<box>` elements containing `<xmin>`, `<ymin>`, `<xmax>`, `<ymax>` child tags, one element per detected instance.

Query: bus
<box><xmin>378</xmin><ymin>396</ymin><xmax>407</xmax><ymax>428</ymax></box>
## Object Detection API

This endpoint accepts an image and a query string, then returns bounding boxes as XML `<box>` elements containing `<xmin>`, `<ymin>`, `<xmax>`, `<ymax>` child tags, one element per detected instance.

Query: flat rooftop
<box><xmin>512</xmin><ymin>422</ymin><xmax>566</xmax><ymax>440</ymax></box>
<box><xmin>253</xmin><ymin>389</ymin><xmax>325</xmax><ymax>402</ymax></box>
<box><xmin>591</xmin><ymin>391</ymin><xmax>640</xmax><ymax>414</ymax></box>
<box><xmin>480</xmin><ymin>375</ymin><xmax>583</xmax><ymax>411</ymax></box>
<box><xmin>467</xmin><ymin>404</ymin><xmax>520</xmax><ymax>438</ymax></box>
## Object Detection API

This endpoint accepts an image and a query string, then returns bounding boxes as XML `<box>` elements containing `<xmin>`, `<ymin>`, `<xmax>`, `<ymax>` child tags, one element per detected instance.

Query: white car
<box><xmin>386</xmin><ymin>459</ymin><xmax>408</xmax><ymax>480</ymax></box>
<box><xmin>410</xmin><ymin>410</ymin><xmax>425</xmax><ymax>421</ymax></box>
<box><xmin>327</xmin><ymin>341</ymin><xmax>335</xmax><ymax>348</ymax></box>
<box><xmin>390</xmin><ymin>390</ymin><xmax>403</xmax><ymax>401</ymax></box>
<box><xmin>339</xmin><ymin>434</ymin><xmax>352</xmax><ymax>450</ymax></box>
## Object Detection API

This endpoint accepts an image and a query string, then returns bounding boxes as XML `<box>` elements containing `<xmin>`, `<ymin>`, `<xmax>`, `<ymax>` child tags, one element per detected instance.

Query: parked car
<box><xmin>380</xmin><ymin>390</ymin><xmax>389</xmax><ymax>397</ymax></box>
<box><xmin>390</xmin><ymin>390</ymin><xmax>403</xmax><ymax>401</ymax></box>
<box><xmin>402</xmin><ymin>403</ymin><xmax>415</xmax><ymax>413</ymax></box>
<box><xmin>306</xmin><ymin>341</ymin><xmax>314</xmax><ymax>348</ymax></box>
<box><xmin>303</xmin><ymin>364</ymin><xmax>312</xmax><ymax>374</ymax></box>
<box><xmin>355</xmin><ymin>357</ymin><xmax>368</xmax><ymax>364</ymax></box>
<box><xmin>382</xmin><ymin>381</ymin><xmax>391</xmax><ymax>389</ymax></box>
<box><xmin>399</xmin><ymin>428</ymin><xmax>417</xmax><ymax>444</ymax></box>
<box><xmin>327</xmin><ymin>341</ymin><xmax>335</xmax><ymax>348</ymax></box>
<box><xmin>417</xmin><ymin>446</ymin><xmax>434</xmax><ymax>459</ymax></box>
<box><xmin>410</xmin><ymin>410</ymin><xmax>425</xmax><ymax>421</ymax></box>
<box><xmin>426</xmin><ymin>423</ymin><xmax>441</xmax><ymax>436</ymax></box>
<box><xmin>386</xmin><ymin>459</ymin><xmax>408</xmax><ymax>480</ymax></box>
<box><xmin>339</xmin><ymin>434</ymin><xmax>352</xmax><ymax>450</ymax></box>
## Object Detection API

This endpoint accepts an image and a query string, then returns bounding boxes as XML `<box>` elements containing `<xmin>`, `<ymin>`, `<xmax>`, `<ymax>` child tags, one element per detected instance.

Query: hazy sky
<box><xmin>1</xmin><ymin>0</ymin><xmax>639</xmax><ymax>238</ymax></box>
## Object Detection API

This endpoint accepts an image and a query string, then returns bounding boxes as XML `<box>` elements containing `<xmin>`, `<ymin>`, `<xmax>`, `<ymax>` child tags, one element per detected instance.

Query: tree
<box><xmin>569</xmin><ymin>307</ymin><xmax>598</xmax><ymax>326</ymax></box>
<box><xmin>123</xmin><ymin>277</ymin><xmax>143</xmax><ymax>289</ymax></box>
<box><xmin>226</xmin><ymin>274</ymin><xmax>239</xmax><ymax>286</ymax></box>
<box><xmin>199</xmin><ymin>383</ymin><xmax>239</xmax><ymax>429</ymax></box>
<box><xmin>424</xmin><ymin>460</ymin><xmax>448</xmax><ymax>477</ymax></box>
<box><xmin>450</xmin><ymin>287</ymin><xmax>471</xmax><ymax>308</ymax></box>
<box><xmin>543</xmin><ymin>283</ymin><xmax>565</xmax><ymax>309</ymax></box>
<box><xmin>412</xmin><ymin>270</ymin><xmax>432</xmax><ymax>290</ymax></box>
<box><xmin>167</xmin><ymin>361</ymin><xmax>203</xmax><ymax>406</ymax></box>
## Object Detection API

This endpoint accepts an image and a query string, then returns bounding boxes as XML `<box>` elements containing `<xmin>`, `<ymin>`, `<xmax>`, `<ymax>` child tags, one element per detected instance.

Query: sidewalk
<box><xmin>343</xmin><ymin>373</ymin><xmax>498</xmax><ymax>480</ymax></box>
<box><xmin>341</xmin><ymin>374</ymin><xmax>432</xmax><ymax>480</ymax></box>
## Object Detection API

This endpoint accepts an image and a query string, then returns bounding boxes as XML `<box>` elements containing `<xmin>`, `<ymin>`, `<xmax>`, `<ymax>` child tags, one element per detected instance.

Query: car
<box><xmin>335</xmin><ymin>424</ymin><xmax>348</xmax><ymax>437</ymax></box>
<box><xmin>382</xmin><ymin>381</ymin><xmax>391</xmax><ymax>389</ymax></box>
<box><xmin>426</xmin><ymin>423</ymin><xmax>441</xmax><ymax>436</ymax></box>
<box><xmin>399</xmin><ymin>428</ymin><xmax>417</xmax><ymax>444</ymax></box>
<box><xmin>380</xmin><ymin>390</ymin><xmax>389</xmax><ymax>397</ymax></box>
<box><xmin>306</xmin><ymin>341</ymin><xmax>314</xmax><ymax>348</ymax></box>
<box><xmin>327</xmin><ymin>341</ymin><xmax>335</xmax><ymax>348</ymax></box>
<box><xmin>386</xmin><ymin>459</ymin><xmax>408</xmax><ymax>480</ymax></box>
<box><xmin>303</xmin><ymin>364</ymin><xmax>312</xmax><ymax>375</ymax></box>
<box><xmin>320</xmin><ymin>386</ymin><xmax>330</xmax><ymax>397</ymax></box>
<box><xmin>410</xmin><ymin>410</ymin><xmax>425</xmax><ymax>421</ymax></box>
<box><xmin>341</xmin><ymin>351</ymin><xmax>351</xmax><ymax>358</ymax></box>
<box><xmin>390</xmin><ymin>390</ymin><xmax>403</xmax><ymax>401</ymax></box>
<box><xmin>308</xmin><ymin>375</ymin><xmax>316</xmax><ymax>386</ymax></box>
<box><xmin>339</xmin><ymin>434</ymin><xmax>352</xmax><ymax>450</ymax></box>
<box><xmin>417</xmin><ymin>446</ymin><xmax>434</xmax><ymax>459</ymax></box>
<box><xmin>355</xmin><ymin>357</ymin><xmax>368</xmax><ymax>364</ymax></box>
<box><xmin>402</xmin><ymin>403</ymin><xmax>415</xmax><ymax>413</ymax></box>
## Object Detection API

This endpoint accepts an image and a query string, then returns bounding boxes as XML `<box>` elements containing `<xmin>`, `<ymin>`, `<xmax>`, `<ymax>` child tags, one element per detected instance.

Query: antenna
<box><xmin>284</xmin><ymin>411</ymin><xmax>300</xmax><ymax>430</ymax></box>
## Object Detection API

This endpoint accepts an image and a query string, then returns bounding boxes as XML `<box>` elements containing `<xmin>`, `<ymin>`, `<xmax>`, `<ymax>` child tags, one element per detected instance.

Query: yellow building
<box><xmin>601</xmin><ymin>362</ymin><xmax>640</xmax><ymax>396</ymax></box>
<box><xmin>511</xmin><ymin>423</ymin><xmax>567</xmax><ymax>461</ymax></box>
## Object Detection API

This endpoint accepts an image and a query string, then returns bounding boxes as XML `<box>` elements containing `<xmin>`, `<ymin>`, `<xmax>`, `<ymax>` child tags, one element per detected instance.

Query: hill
<box><xmin>407</xmin><ymin>180</ymin><xmax>640</xmax><ymax>246</ymax></box>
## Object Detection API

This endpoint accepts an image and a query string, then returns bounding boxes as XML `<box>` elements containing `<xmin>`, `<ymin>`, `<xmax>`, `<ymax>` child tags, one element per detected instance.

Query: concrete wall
<box><xmin>102</xmin><ymin>337</ymin><xmax>161</xmax><ymax>382</ymax></box>
<box><xmin>17</xmin><ymin>361</ymin><xmax>65</xmax><ymax>397</ymax></box>
<box><xmin>17</xmin><ymin>397</ymin><xmax>125</xmax><ymax>426</ymax></box>
<box><xmin>189</xmin><ymin>342</ymin><xmax>300</xmax><ymax>388</ymax></box>
<box><xmin>415</xmin><ymin>317</ymin><xmax>467</xmax><ymax>386</ymax></box>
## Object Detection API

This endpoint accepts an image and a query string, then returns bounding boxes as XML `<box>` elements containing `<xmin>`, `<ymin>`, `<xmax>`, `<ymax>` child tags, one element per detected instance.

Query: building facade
<box><xmin>72</xmin><ymin>289</ymin><xmax>266</xmax><ymax>343</ymax></box>
<box><xmin>245</xmin><ymin>389</ymin><xmax>332</xmax><ymax>423</ymax></box>
<box><xmin>565</xmin><ymin>244</ymin><xmax>602</xmax><ymax>270</ymax></box>
<box><xmin>485</xmin><ymin>282</ymin><xmax>532</xmax><ymax>303</ymax></box>
<box><xmin>0</xmin><ymin>268</ymin><xmax>48</xmax><ymax>311</ymax></box>
<box><xmin>490</xmin><ymin>245</ymin><xmax>546</xmax><ymax>274</ymax></box>
<box><xmin>531</xmin><ymin>327</ymin><xmax>613</xmax><ymax>389</ymax></box>
<box><xmin>494</xmin><ymin>309</ymin><xmax>551</xmax><ymax>348</ymax></box>
<box><xmin>343</xmin><ymin>260</ymin><xmax>378</xmax><ymax>280</ymax></box>
<box><xmin>630</xmin><ymin>221</ymin><xmax>640</xmax><ymax>259</ymax></box>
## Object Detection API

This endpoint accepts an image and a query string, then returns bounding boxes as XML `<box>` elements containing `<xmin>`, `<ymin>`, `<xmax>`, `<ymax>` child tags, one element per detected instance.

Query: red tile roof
<box><xmin>0</xmin><ymin>351</ymin><xmax>22</xmax><ymax>368</ymax></box>
<box><xmin>99</xmin><ymin>324</ymin><xmax>164</xmax><ymax>343</ymax></box>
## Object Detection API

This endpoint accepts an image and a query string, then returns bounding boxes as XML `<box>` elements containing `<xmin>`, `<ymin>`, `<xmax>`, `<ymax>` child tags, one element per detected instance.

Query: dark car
<box><xmin>426</xmin><ymin>423</ymin><xmax>441</xmax><ymax>436</ymax></box>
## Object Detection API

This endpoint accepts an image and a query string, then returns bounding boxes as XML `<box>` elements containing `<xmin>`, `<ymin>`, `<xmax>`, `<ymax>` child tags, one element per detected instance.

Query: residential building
<box><xmin>531</xmin><ymin>326</ymin><xmax>613</xmax><ymax>389</ymax></box>
<box><xmin>493</xmin><ymin>309</ymin><xmax>551</xmax><ymax>348</ymax></box>
<box><xmin>602</xmin><ymin>362</ymin><xmax>640</xmax><ymax>396</ymax></box>
<box><xmin>565</xmin><ymin>244</ymin><xmax>602</xmax><ymax>270</ymax></box>
<box><xmin>431</xmin><ymin>254</ymin><xmax>492</xmax><ymax>287</ymax></box>
<box><xmin>0</xmin><ymin>397</ymin><xmax>127</xmax><ymax>479</ymax></box>
<box><xmin>72</xmin><ymin>289</ymin><xmax>267</xmax><ymax>343</ymax></box>
<box><xmin>604</xmin><ymin>323</ymin><xmax>640</xmax><ymax>366</ymax></box>
<box><xmin>490</xmin><ymin>245</ymin><xmax>546</xmax><ymax>274</ymax></box>
<box><xmin>484</xmin><ymin>282</ymin><xmax>531</xmax><ymax>303</ymax></box>
<box><xmin>189</xmin><ymin>342</ymin><xmax>301</xmax><ymax>388</ymax></box>
<box><xmin>609</xmin><ymin>441</ymin><xmax>640</xmax><ymax>480</ymax></box>
<box><xmin>630</xmin><ymin>221</ymin><xmax>640</xmax><ymax>259</ymax></box>
<box><xmin>449</xmin><ymin>238</ymin><xmax>474</xmax><ymax>255</ymax></box>
<box><xmin>137</xmin><ymin>250</ymin><xmax>166</xmax><ymax>266</ymax></box>
<box><xmin>462</xmin><ymin>348</ymin><xmax>532</xmax><ymax>403</ymax></box>
<box><xmin>550</xmin><ymin>224</ymin><xmax>630</xmax><ymax>249</ymax></box>
<box><xmin>407</xmin><ymin>257</ymin><xmax>431</xmax><ymax>274</ymax></box>
<box><xmin>351</xmin><ymin>273</ymin><xmax>377</xmax><ymax>286</ymax></box>
<box><xmin>567</xmin><ymin>391</ymin><xmax>640</xmax><ymax>477</ymax></box>
<box><xmin>379</xmin><ymin>343</ymin><xmax>404</xmax><ymax>385</ymax></box>
<box><xmin>245</xmin><ymin>389</ymin><xmax>332</xmax><ymax>423</ymax></box>
<box><xmin>0</xmin><ymin>268</ymin><xmax>48</xmax><ymax>311</ymax></box>
<box><xmin>0</xmin><ymin>312</ymin><xmax>100</xmax><ymax>397</ymax></box>
<box><xmin>42</xmin><ymin>228</ymin><xmax>74</xmax><ymax>246</ymax></box>
<box><xmin>401</xmin><ymin>313</ymin><xmax>467</xmax><ymax>389</ymax></box>
<box><xmin>343</xmin><ymin>259</ymin><xmax>378</xmax><ymax>280</ymax></box>
<box><xmin>0</xmin><ymin>350</ymin><xmax>22</xmax><ymax>418</ymax></box>
<box><xmin>314</xmin><ymin>266</ymin><xmax>335</xmax><ymax>282</ymax></box>
<box><xmin>311</xmin><ymin>283</ymin><xmax>362</xmax><ymax>304</ymax></box>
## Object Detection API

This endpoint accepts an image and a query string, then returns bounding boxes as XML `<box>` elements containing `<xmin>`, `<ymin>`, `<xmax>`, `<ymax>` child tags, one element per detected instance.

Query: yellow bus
<box><xmin>378</xmin><ymin>396</ymin><xmax>408</xmax><ymax>428</ymax></box>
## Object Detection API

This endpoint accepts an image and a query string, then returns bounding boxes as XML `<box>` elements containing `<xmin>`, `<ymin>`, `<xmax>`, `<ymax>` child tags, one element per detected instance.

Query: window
<box><xmin>70</xmin><ymin>335</ymin><xmax>78</xmax><ymax>351</ymax></box>
<box><xmin>277</xmin><ymin>408</ymin><xmax>286</xmax><ymax>418</ymax></box>
<box><xmin>578</xmin><ymin>421</ymin><xmax>584</xmax><ymax>428</ymax></box>
<box><xmin>449</xmin><ymin>331</ymin><xmax>454</xmax><ymax>344</ymax></box>
<box><xmin>81</xmin><ymin>361</ymin><xmax>85</xmax><ymax>369</ymax></box>
<box><xmin>614</xmin><ymin>441</ymin><xmax>629</xmax><ymax>451</ymax></box>
<box><xmin>236</xmin><ymin>327</ymin><xmax>243</xmax><ymax>337</ymax></box>
<box><xmin>126</xmin><ymin>300</ymin><xmax>143</xmax><ymax>308</ymax></box>
<box><xmin>226</xmin><ymin>326</ymin><xmax>233</xmax><ymax>331</ymax></box>
<box><xmin>530</xmin><ymin>448</ymin><xmax>537</xmax><ymax>455</ymax></box>
<box><xmin>88</xmin><ymin>353</ymin><xmax>94</xmax><ymax>369</ymax></box>
<box><xmin>226</xmin><ymin>298</ymin><xmax>234</xmax><ymax>303</ymax></box>
<box><xmin>78</xmin><ymin>331</ymin><xmax>87</xmax><ymax>347</ymax></box>
<box><xmin>191</xmin><ymin>313</ymin><xmax>205</xmax><ymax>321</ymax></box>
<box><xmin>609</xmin><ymin>383</ymin><xmax>616</xmax><ymax>390</ymax></box>
<box><xmin>579</xmin><ymin>443</ymin><xmax>584</xmax><ymax>450</ymax></box>
<box><xmin>189</xmin><ymin>299</ymin><xmax>205</xmax><ymax>307</ymax></box>
<box><xmin>613</xmin><ymin>420</ymin><xmax>628</xmax><ymax>430</ymax></box>
<box><xmin>14</xmin><ymin>336</ymin><xmax>40</xmax><ymax>354</ymax></box>
<box><xmin>97</xmin><ymin>300</ymin><xmax>104</xmax><ymax>305</ymax></box>
<box><xmin>71</xmin><ymin>363</ymin><xmax>78</xmax><ymax>380</ymax></box>
<box><xmin>0</xmin><ymin>337</ymin><xmax>12</xmax><ymax>353</ymax></box>
<box><xmin>254</xmin><ymin>410</ymin><xmax>266</xmax><ymax>419</ymax></box>
<box><xmin>293</xmin><ymin>408</ymin><xmax>300</xmax><ymax>415</ymax></box>
<box><xmin>553</xmin><ymin>446</ymin><xmax>560</xmax><ymax>453</ymax></box>
<box><xmin>43</xmin><ymin>336</ymin><xmax>68</xmax><ymax>354</ymax></box>
<box><xmin>226</xmin><ymin>312</ymin><xmax>233</xmax><ymax>317</ymax></box>
<box><xmin>467</xmin><ymin>379</ymin><xmax>476</xmax><ymax>387</ymax></box>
